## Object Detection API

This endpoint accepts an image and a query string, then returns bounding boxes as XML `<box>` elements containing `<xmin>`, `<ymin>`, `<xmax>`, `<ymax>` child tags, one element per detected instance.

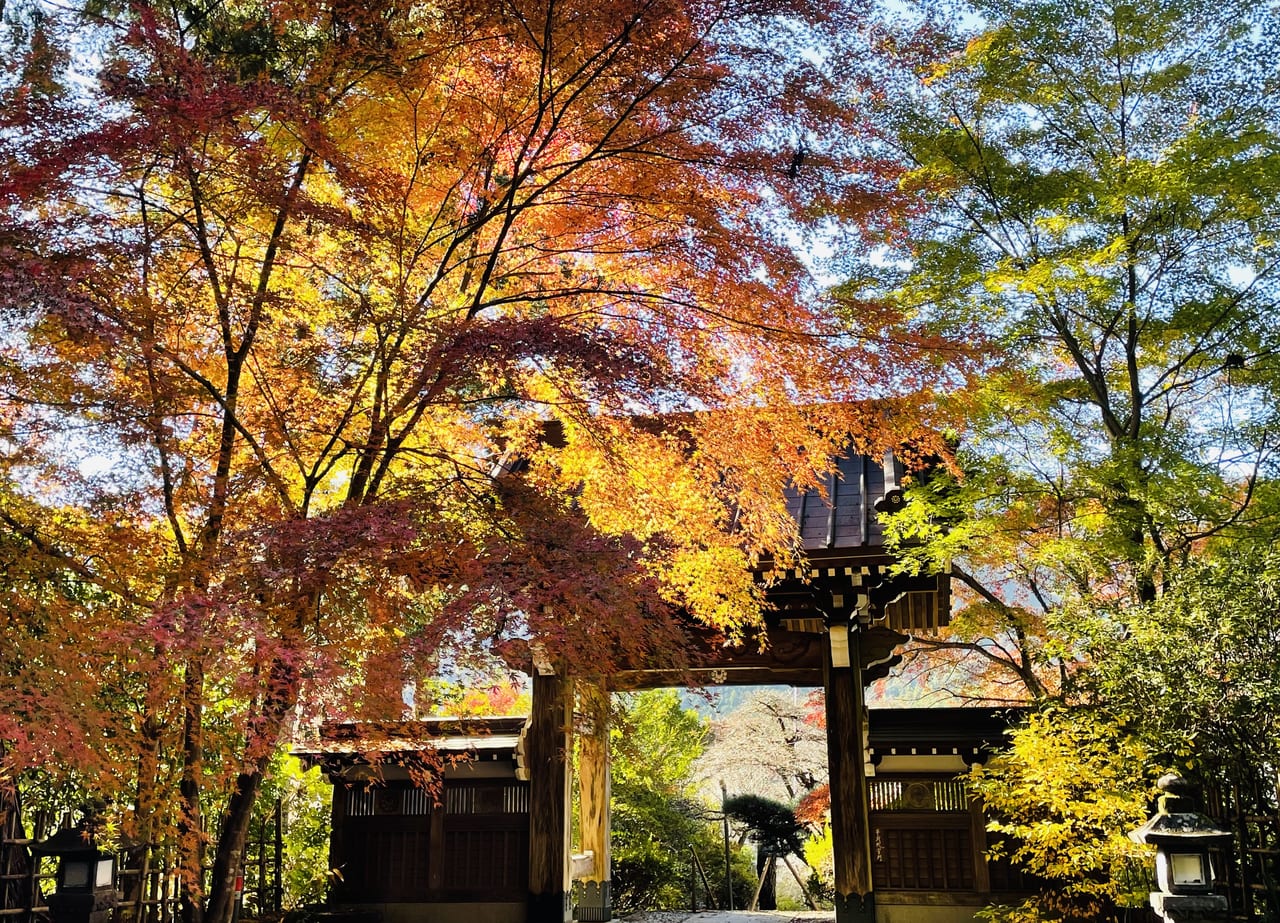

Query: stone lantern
<box><xmin>32</xmin><ymin>825</ymin><xmax>119</xmax><ymax>923</ymax></box>
<box><xmin>1129</xmin><ymin>774</ymin><xmax>1232</xmax><ymax>922</ymax></box>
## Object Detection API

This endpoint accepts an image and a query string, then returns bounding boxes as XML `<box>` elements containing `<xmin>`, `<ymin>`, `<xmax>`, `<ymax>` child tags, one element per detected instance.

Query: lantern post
<box><xmin>1129</xmin><ymin>774</ymin><xmax>1232</xmax><ymax>923</ymax></box>
<box><xmin>32</xmin><ymin>825</ymin><xmax>118</xmax><ymax>923</ymax></box>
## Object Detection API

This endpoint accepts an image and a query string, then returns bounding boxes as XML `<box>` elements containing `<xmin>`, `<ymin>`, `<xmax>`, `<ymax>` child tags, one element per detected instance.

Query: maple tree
<box><xmin>840</xmin><ymin>0</ymin><xmax>1280</xmax><ymax>915</ymax></box>
<box><xmin>0</xmin><ymin>0</ymin><xmax>957</xmax><ymax>920</ymax></box>
<box><xmin>969</xmin><ymin>710</ymin><xmax>1152</xmax><ymax>922</ymax></box>
<box><xmin>850</xmin><ymin>0</ymin><xmax>1280</xmax><ymax>699</ymax></box>
<box><xmin>418</xmin><ymin>677</ymin><xmax>531</xmax><ymax>719</ymax></box>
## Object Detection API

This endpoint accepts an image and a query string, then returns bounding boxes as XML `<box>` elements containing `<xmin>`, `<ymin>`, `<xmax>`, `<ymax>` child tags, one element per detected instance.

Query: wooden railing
<box><xmin>0</xmin><ymin>839</ymin><xmax>182</xmax><ymax>923</ymax></box>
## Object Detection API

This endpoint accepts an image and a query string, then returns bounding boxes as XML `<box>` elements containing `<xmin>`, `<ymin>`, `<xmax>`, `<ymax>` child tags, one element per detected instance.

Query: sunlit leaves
<box><xmin>2</xmin><ymin>0</ymin><xmax>956</xmax><ymax>913</ymax></box>
<box><xmin>862</xmin><ymin>0</ymin><xmax>1280</xmax><ymax>706</ymax></box>
<box><xmin>971</xmin><ymin>709</ymin><xmax>1152</xmax><ymax>912</ymax></box>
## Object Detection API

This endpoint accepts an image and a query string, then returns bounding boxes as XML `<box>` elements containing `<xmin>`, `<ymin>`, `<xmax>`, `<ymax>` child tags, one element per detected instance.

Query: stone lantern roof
<box><xmin>1129</xmin><ymin>774</ymin><xmax>1232</xmax><ymax>847</ymax></box>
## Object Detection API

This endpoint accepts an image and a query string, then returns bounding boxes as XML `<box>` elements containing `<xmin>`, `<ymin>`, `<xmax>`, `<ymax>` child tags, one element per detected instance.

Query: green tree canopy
<box><xmin>973</xmin><ymin>549</ymin><xmax>1280</xmax><ymax>919</ymax></box>
<box><xmin>856</xmin><ymin>0</ymin><xmax>1280</xmax><ymax>696</ymax></box>
<box><xmin>609</xmin><ymin>690</ymin><xmax>735</xmax><ymax>912</ymax></box>
<box><xmin>846</xmin><ymin>0</ymin><xmax>1280</xmax><ymax>916</ymax></box>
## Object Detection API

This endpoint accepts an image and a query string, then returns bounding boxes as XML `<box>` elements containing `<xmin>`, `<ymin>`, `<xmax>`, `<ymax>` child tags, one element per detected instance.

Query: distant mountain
<box><xmin>679</xmin><ymin>685</ymin><xmax>816</xmax><ymax>717</ymax></box>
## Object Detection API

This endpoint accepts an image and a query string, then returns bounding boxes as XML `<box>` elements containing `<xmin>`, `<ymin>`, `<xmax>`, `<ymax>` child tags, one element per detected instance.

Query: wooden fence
<box><xmin>1204</xmin><ymin>779</ymin><xmax>1280</xmax><ymax>922</ymax></box>
<box><xmin>1</xmin><ymin>803</ymin><xmax>286</xmax><ymax>923</ymax></box>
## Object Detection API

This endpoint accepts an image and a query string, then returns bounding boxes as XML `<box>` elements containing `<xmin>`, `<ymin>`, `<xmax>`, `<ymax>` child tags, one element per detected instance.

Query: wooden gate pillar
<box><xmin>824</xmin><ymin>623</ymin><xmax>875</xmax><ymax>923</ymax></box>
<box><xmin>575</xmin><ymin>683</ymin><xmax>612</xmax><ymax>922</ymax></box>
<box><xmin>529</xmin><ymin>670</ymin><xmax>573</xmax><ymax>923</ymax></box>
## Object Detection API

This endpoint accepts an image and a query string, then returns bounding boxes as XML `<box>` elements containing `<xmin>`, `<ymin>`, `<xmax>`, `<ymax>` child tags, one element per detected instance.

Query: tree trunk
<box><xmin>179</xmin><ymin>658</ymin><xmax>205</xmax><ymax>923</ymax></box>
<box><xmin>204</xmin><ymin>653</ymin><xmax>301</xmax><ymax>923</ymax></box>
<box><xmin>130</xmin><ymin>716</ymin><xmax>164</xmax><ymax>923</ymax></box>
<box><xmin>205</xmin><ymin>772</ymin><xmax>262</xmax><ymax>923</ymax></box>
<box><xmin>754</xmin><ymin>850</ymin><xmax>776</xmax><ymax>909</ymax></box>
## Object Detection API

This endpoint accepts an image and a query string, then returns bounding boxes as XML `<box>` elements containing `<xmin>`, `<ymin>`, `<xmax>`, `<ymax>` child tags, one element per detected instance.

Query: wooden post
<box><xmin>691</xmin><ymin>848</ymin><xmax>718</xmax><ymax>910</ymax></box>
<box><xmin>272</xmin><ymin>799</ymin><xmax>282</xmax><ymax>914</ymax></box>
<box><xmin>326</xmin><ymin>782</ymin><xmax>343</xmax><ymax>903</ymax></box>
<box><xmin>427</xmin><ymin>798</ymin><xmax>445</xmax><ymax>894</ymax></box>
<box><xmin>160</xmin><ymin>845</ymin><xmax>173</xmax><ymax>923</ymax></box>
<box><xmin>528</xmin><ymin>671</ymin><xmax>573</xmax><ymax>923</ymax></box>
<box><xmin>688</xmin><ymin>848</ymin><xmax>697</xmax><ymax>912</ymax></box>
<box><xmin>749</xmin><ymin>856</ymin><xmax>775</xmax><ymax>910</ymax></box>
<box><xmin>256</xmin><ymin>819</ymin><xmax>266</xmax><ymax>915</ymax></box>
<box><xmin>755</xmin><ymin>845</ymin><xmax>776</xmax><ymax>909</ymax></box>
<box><xmin>781</xmin><ymin>855</ymin><xmax>820</xmax><ymax>911</ymax></box>
<box><xmin>575</xmin><ymin>683</ymin><xmax>611</xmax><ymax>922</ymax></box>
<box><xmin>134</xmin><ymin>845</ymin><xmax>153</xmax><ymax>923</ymax></box>
<box><xmin>824</xmin><ymin>624</ymin><xmax>875</xmax><ymax>923</ymax></box>
<box><xmin>969</xmin><ymin>790</ymin><xmax>992</xmax><ymax>894</ymax></box>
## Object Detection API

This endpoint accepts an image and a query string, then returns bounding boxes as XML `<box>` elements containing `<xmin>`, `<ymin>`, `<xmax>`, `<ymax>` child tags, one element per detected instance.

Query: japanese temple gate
<box><xmin>526</xmin><ymin>449</ymin><xmax>952</xmax><ymax>923</ymax></box>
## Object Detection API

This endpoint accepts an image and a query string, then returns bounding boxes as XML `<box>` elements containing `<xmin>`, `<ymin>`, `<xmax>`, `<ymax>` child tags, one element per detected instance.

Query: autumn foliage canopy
<box><xmin>0</xmin><ymin>0</ymin><xmax>960</xmax><ymax>917</ymax></box>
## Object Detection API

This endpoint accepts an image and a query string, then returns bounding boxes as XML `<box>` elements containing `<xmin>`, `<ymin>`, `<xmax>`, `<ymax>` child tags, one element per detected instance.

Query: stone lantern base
<box><xmin>1150</xmin><ymin>892</ymin><xmax>1229</xmax><ymax>923</ymax></box>
<box><xmin>46</xmin><ymin>889</ymin><xmax>117</xmax><ymax>923</ymax></box>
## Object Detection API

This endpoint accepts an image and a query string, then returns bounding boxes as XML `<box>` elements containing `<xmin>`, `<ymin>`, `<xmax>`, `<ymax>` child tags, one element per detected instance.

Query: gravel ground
<box><xmin>621</xmin><ymin>912</ymin><xmax>835</xmax><ymax>923</ymax></box>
